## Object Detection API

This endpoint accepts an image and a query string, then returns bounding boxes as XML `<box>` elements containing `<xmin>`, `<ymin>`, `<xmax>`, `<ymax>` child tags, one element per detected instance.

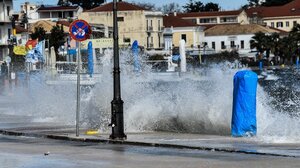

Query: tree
<box><xmin>183</xmin><ymin>0</ymin><xmax>220</xmax><ymax>12</ymax></box>
<box><xmin>250</xmin><ymin>32</ymin><xmax>267</xmax><ymax>54</ymax></box>
<box><xmin>57</xmin><ymin>0</ymin><xmax>71</xmax><ymax>6</ymax></box>
<box><xmin>203</xmin><ymin>2</ymin><xmax>220</xmax><ymax>12</ymax></box>
<box><xmin>132</xmin><ymin>2</ymin><xmax>156</xmax><ymax>11</ymax></box>
<box><xmin>183</xmin><ymin>0</ymin><xmax>204</xmax><ymax>13</ymax></box>
<box><xmin>162</xmin><ymin>3</ymin><xmax>182</xmax><ymax>14</ymax></box>
<box><xmin>49</xmin><ymin>25</ymin><xmax>65</xmax><ymax>60</ymax></box>
<box><xmin>286</xmin><ymin>24</ymin><xmax>300</xmax><ymax>63</ymax></box>
<box><xmin>62</xmin><ymin>0</ymin><xmax>105</xmax><ymax>10</ymax></box>
<box><xmin>247</xmin><ymin>0</ymin><xmax>260</xmax><ymax>7</ymax></box>
<box><xmin>31</xmin><ymin>27</ymin><xmax>46</xmax><ymax>41</ymax></box>
<box><xmin>246</xmin><ymin>0</ymin><xmax>293</xmax><ymax>7</ymax></box>
<box><xmin>261</xmin><ymin>0</ymin><xmax>293</xmax><ymax>6</ymax></box>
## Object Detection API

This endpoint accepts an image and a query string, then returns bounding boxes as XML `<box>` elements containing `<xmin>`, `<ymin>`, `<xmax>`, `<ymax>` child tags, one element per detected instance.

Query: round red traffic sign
<box><xmin>69</xmin><ymin>20</ymin><xmax>92</xmax><ymax>41</ymax></box>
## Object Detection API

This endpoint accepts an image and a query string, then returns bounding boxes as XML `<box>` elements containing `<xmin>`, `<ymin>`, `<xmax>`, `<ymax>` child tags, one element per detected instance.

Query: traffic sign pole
<box><xmin>76</xmin><ymin>41</ymin><xmax>81</xmax><ymax>137</ymax></box>
<box><xmin>69</xmin><ymin>19</ymin><xmax>91</xmax><ymax>137</ymax></box>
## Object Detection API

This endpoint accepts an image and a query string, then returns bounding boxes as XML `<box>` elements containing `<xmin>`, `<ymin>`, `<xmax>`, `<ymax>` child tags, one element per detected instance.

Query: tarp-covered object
<box><xmin>131</xmin><ymin>40</ymin><xmax>140</xmax><ymax>72</ymax></box>
<box><xmin>87</xmin><ymin>41</ymin><xmax>93</xmax><ymax>77</ymax></box>
<box><xmin>232</xmin><ymin>70</ymin><xmax>258</xmax><ymax>137</ymax></box>
<box><xmin>13</xmin><ymin>46</ymin><xmax>27</xmax><ymax>56</ymax></box>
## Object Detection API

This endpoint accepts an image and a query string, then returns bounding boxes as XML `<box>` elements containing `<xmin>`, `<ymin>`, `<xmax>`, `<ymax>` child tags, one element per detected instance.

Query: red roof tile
<box><xmin>16</xmin><ymin>25</ymin><xmax>29</xmax><ymax>33</ymax></box>
<box><xmin>57</xmin><ymin>20</ymin><xmax>71</xmax><ymax>27</ymax></box>
<box><xmin>87</xmin><ymin>2</ymin><xmax>147</xmax><ymax>12</ymax></box>
<box><xmin>163</xmin><ymin>15</ymin><xmax>198</xmax><ymax>28</ymax></box>
<box><xmin>177</xmin><ymin>10</ymin><xmax>243</xmax><ymax>18</ymax></box>
<box><xmin>246</xmin><ymin>0</ymin><xmax>300</xmax><ymax>18</ymax></box>
<box><xmin>204</xmin><ymin>24</ymin><xmax>285</xmax><ymax>36</ymax></box>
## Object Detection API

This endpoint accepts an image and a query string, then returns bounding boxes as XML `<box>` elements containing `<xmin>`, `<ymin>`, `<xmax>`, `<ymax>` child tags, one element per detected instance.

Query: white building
<box><xmin>20</xmin><ymin>2</ymin><xmax>39</xmax><ymax>23</ymax></box>
<box><xmin>0</xmin><ymin>0</ymin><xmax>13</xmax><ymax>62</ymax></box>
<box><xmin>36</xmin><ymin>5</ymin><xmax>82</xmax><ymax>22</ymax></box>
<box><xmin>203</xmin><ymin>24</ymin><xmax>284</xmax><ymax>54</ymax></box>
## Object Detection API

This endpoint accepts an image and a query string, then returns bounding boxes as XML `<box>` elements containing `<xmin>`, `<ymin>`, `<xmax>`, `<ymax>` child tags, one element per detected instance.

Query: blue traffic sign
<box><xmin>69</xmin><ymin>20</ymin><xmax>91</xmax><ymax>41</ymax></box>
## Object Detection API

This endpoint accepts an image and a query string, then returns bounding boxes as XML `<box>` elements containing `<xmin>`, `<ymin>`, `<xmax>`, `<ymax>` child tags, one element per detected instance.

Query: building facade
<box><xmin>36</xmin><ymin>5</ymin><xmax>82</xmax><ymax>22</ymax></box>
<box><xmin>20</xmin><ymin>2</ymin><xmax>39</xmax><ymax>23</ymax></box>
<box><xmin>246</xmin><ymin>0</ymin><xmax>300</xmax><ymax>32</ymax></box>
<box><xmin>204</xmin><ymin>24</ymin><xmax>283</xmax><ymax>54</ymax></box>
<box><xmin>177</xmin><ymin>10</ymin><xmax>249</xmax><ymax>26</ymax></box>
<box><xmin>0</xmin><ymin>0</ymin><xmax>13</xmax><ymax>62</ymax></box>
<box><xmin>163</xmin><ymin>15</ymin><xmax>204</xmax><ymax>50</ymax></box>
<box><xmin>79</xmin><ymin>2</ymin><xmax>164</xmax><ymax>49</ymax></box>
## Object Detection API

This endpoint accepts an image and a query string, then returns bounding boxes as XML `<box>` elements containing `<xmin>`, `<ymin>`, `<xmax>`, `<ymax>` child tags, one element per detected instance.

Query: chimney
<box><xmin>173</xmin><ymin>12</ymin><xmax>177</xmax><ymax>16</ymax></box>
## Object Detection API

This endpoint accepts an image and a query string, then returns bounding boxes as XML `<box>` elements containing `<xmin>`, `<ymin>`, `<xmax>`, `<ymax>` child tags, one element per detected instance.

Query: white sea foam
<box><xmin>4</xmin><ymin>49</ymin><xmax>300</xmax><ymax>143</ymax></box>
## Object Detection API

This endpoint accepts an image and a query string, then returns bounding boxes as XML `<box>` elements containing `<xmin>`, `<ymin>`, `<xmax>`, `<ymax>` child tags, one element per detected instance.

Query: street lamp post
<box><xmin>110</xmin><ymin>0</ymin><xmax>126</xmax><ymax>140</ymax></box>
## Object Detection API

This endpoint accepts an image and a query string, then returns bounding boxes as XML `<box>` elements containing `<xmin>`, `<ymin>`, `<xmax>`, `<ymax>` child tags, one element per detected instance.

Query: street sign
<box><xmin>69</xmin><ymin>20</ymin><xmax>91</xmax><ymax>41</ymax></box>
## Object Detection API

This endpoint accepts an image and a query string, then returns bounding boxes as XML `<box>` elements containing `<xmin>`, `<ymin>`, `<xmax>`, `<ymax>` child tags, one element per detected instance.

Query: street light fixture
<box><xmin>110</xmin><ymin>0</ymin><xmax>127</xmax><ymax>140</ymax></box>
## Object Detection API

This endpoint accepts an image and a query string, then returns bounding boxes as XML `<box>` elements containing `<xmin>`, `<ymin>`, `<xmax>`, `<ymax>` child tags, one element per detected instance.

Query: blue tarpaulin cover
<box><xmin>232</xmin><ymin>70</ymin><xmax>258</xmax><ymax>137</ymax></box>
<box><xmin>88</xmin><ymin>41</ymin><xmax>94</xmax><ymax>77</ymax></box>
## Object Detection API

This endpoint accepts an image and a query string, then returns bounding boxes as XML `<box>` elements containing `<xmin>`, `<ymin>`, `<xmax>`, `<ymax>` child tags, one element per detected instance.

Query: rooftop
<box><xmin>246</xmin><ymin>0</ymin><xmax>300</xmax><ymax>18</ymax></box>
<box><xmin>87</xmin><ymin>1</ymin><xmax>148</xmax><ymax>12</ymax></box>
<box><xmin>177</xmin><ymin>10</ymin><xmax>243</xmax><ymax>18</ymax></box>
<box><xmin>205</xmin><ymin>24</ymin><xmax>285</xmax><ymax>36</ymax></box>
<box><xmin>163</xmin><ymin>15</ymin><xmax>198</xmax><ymax>28</ymax></box>
<box><xmin>37</xmin><ymin>5</ymin><xmax>79</xmax><ymax>12</ymax></box>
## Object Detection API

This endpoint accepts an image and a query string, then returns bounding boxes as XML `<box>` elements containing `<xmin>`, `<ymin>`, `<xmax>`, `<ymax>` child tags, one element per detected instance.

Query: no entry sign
<box><xmin>69</xmin><ymin>20</ymin><xmax>91</xmax><ymax>41</ymax></box>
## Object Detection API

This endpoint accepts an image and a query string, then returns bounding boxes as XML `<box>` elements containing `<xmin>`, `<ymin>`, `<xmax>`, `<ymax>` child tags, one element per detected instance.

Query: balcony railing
<box><xmin>147</xmin><ymin>26</ymin><xmax>153</xmax><ymax>32</ymax></box>
<box><xmin>147</xmin><ymin>43</ymin><xmax>154</xmax><ymax>48</ymax></box>
<box><xmin>158</xmin><ymin>26</ymin><xmax>164</xmax><ymax>32</ymax></box>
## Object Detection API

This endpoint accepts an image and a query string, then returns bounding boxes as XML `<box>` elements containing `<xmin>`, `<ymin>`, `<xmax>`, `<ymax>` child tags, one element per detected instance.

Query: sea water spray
<box><xmin>4</xmin><ymin>49</ymin><xmax>300</xmax><ymax>143</ymax></box>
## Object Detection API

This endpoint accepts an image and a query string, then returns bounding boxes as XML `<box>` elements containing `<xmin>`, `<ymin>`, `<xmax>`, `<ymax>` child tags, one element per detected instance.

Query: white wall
<box><xmin>204</xmin><ymin>34</ymin><xmax>253</xmax><ymax>54</ymax></box>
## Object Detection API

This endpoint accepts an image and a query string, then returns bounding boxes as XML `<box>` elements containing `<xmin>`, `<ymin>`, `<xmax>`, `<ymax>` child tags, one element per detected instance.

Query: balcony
<box><xmin>158</xmin><ymin>26</ymin><xmax>164</xmax><ymax>32</ymax></box>
<box><xmin>147</xmin><ymin>43</ymin><xmax>154</xmax><ymax>48</ymax></box>
<box><xmin>147</xmin><ymin>26</ymin><xmax>153</xmax><ymax>32</ymax></box>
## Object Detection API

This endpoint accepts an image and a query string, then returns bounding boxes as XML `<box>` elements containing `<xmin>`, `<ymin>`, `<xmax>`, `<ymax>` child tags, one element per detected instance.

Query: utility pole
<box><xmin>110</xmin><ymin>0</ymin><xmax>126</xmax><ymax>140</ymax></box>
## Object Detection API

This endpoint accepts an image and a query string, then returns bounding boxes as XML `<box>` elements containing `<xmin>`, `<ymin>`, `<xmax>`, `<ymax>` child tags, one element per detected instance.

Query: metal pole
<box><xmin>76</xmin><ymin>41</ymin><xmax>81</xmax><ymax>137</ymax></box>
<box><xmin>110</xmin><ymin>0</ymin><xmax>126</xmax><ymax>140</ymax></box>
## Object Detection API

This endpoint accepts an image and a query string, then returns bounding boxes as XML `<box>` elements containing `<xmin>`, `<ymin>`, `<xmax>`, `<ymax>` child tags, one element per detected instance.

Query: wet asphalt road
<box><xmin>0</xmin><ymin>134</ymin><xmax>299</xmax><ymax>168</ymax></box>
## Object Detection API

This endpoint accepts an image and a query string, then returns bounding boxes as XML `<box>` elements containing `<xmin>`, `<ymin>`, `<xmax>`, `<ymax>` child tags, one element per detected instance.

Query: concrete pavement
<box><xmin>0</xmin><ymin>123</ymin><xmax>299</xmax><ymax>158</ymax></box>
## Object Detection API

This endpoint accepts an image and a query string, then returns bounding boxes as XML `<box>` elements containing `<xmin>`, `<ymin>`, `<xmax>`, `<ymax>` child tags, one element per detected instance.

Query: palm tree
<box><xmin>250</xmin><ymin>32</ymin><xmax>267</xmax><ymax>54</ymax></box>
<box><xmin>288</xmin><ymin>24</ymin><xmax>300</xmax><ymax>64</ymax></box>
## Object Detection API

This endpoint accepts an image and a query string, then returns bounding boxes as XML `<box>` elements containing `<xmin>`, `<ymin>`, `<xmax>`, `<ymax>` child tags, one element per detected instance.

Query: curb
<box><xmin>0</xmin><ymin>129</ymin><xmax>297</xmax><ymax>158</ymax></box>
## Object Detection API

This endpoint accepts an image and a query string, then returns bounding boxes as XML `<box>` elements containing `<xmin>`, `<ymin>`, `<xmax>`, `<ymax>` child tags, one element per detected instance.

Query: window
<box><xmin>123</xmin><ymin>38</ymin><xmax>131</xmax><ymax>43</ymax></box>
<box><xmin>212</xmin><ymin>42</ymin><xmax>215</xmax><ymax>49</ymax></box>
<box><xmin>7</xmin><ymin>6</ymin><xmax>10</xmax><ymax>16</ymax></box>
<box><xmin>158</xmin><ymin>20</ymin><xmax>161</xmax><ymax>31</ymax></box>
<box><xmin>220</xmin><ymin>17</ymin><xmax>237</xmax><ymax>23</ymax></box>
<box><xmin>230</xmin><ymin>41</ymin><xmax>235</xmax><ymax>48</ymax></box>
<box><xmin>286</xmin><ymin>21</ymin><xmax>290</xmax><ymax>27</ymax></box>
<box><xmin>200</xmin><ymin>18</ymin><xmax>217</xmax><ymax>23</ymax></box>
<box><xmin>293</xmin><ymin>21</ymin><xmax>297</xmax><ymax>27</ymax></box>
<box><xmin>146</xmin><ymin>20</ymin><xmax>149</xmax><ymax>29</ymax></box>
<box><xmin>271</xmin><ymin>22</ymin><xmax>274</xmax><ymax>27</ymax></box>
<box><xmin>150</xmin><ymin>36</ymin><xmax>154</xmax><ymax>47</ymax></box>
<box><xmin>8</xmin><ymin>29</ymin><xmax>11</xmax><ymax>39</ymax></box>
<box><xmin>58</xmin><ymin>12</ymin><xmax>63</xmax><ymax>18</ymax></box>
<box><xmin>69</xmin><ymin>11</ymin><xmax>74</xmax><ymax>17</ymax></box>
<box><xmin>221</xmin><ymin>41</ymin><xmax>225</xmax><ymax>49</ymax></box>
<box><xmin>191</xmin><ymin>19</ymin><xmax>197</xmax><ymax>24</ymax></box>
<box><xmin>276</xmin><ymin>22</ymin><xmax>283</xmax><ymax>28</ymax></box>
<box><xmin>240</xmin><ymin>40</ymin><xmax>244</xmax><ymax>49</ymax></box>
<box><xmin>117</xmin><ymin>17</ymin><xmax>124</xmax><ymax>22</ymax></box>
<box><xmin>181</xmin><ymin>34</ymin><xmax>186</xmax><ymax>42</ymax></box>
